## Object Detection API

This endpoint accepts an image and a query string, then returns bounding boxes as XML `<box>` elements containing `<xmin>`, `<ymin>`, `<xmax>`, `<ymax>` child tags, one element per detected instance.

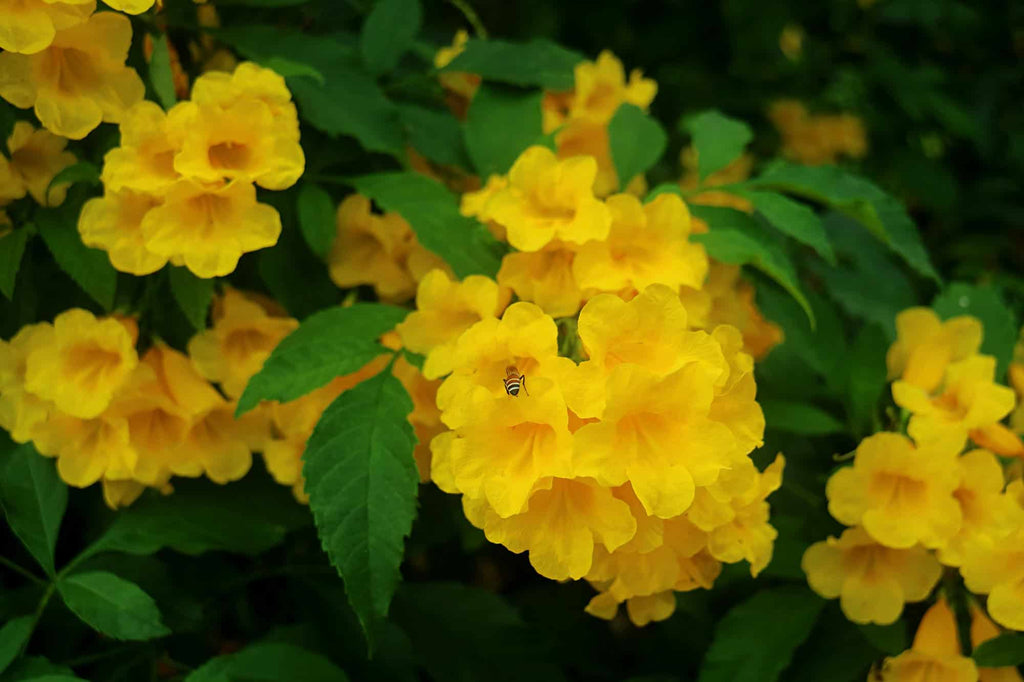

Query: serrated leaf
<box><xmin>608</xmin><ymin>104</ymin><xmax>667</xmax><ymax>187</ymax></box>
<box><xmin>398</xmin><ymin>104</ymin><xmax>471</xmax><ymax>169</ymax></box>
<box><xmin>0</xmin><ymin>443</ymin><xmax>66</xmax><ymax>576</ymax></box>
<box><xmin>236</xmin><ymin>303</ymin><xmax>405</xmax><ymax>415</ymax></box>
<box><xmin>148</xmin><ymin>34</ymin><xmax>177</xmax><ymax>109</ymax></box>
<box><xmin>168</xmin><ymin>266</ymin><xmax>214</xmax><ymax>330</ymax></box>
<box><xmin>360</xmin><ymin>0</ymin><xmax>422</xmax><ymax>75</ymax></box>
<box><xmin>304</xmin><ymin>370</ymin><xmax>418</xmax><ymax>639</ymax></box>
<box><xmin>296</xmin><ymin>184</ymin><xmax>337</xmax><ymax>258</ymax></box>
<box><xmin>37</xmin><ymin>206</ymin><xmax>116</xmax><ymax>310</ymax></box>
<box><xmin>750</xmin><ymin>161</ymin><xmax>938</xmax><ymax>282</ymax></box>
<box><xmin>58</xmin><ymin>571</ymin><xmax>169</xmax><ymax>641</ymax></box>
<box><xmin>682</xmin><ymin>110</ymin><xmax>753</xmax><ymax>181</ymax></box>
<box><xmin>761</xmin><ymin>400</ymin><xmax>845</xmax><ymax>435</ymax></box>
<box><xmin>391</xmin><ymin>583</ymin><xmax>566</xmax><ymax>682</ymax></box>
<box><xmin>186</xmin><ymin>642</ymin><xmax>349</xmax><ymax>682</ymax></box>
<box><xmin>350</xmin><ymin>172</ymin><xmax>505</xmax><ymax>278</ymax></box>
<box><xmin>690</xmin><ymin>205</ymin><xmax>814</xmax><ymax>327</ymax></box>
<box><xmin>0</xmin><ymin>616</ymin><xmax>33</xmax><ymax>674</ymax></box>
<box><xmin>743</xmin><ymin>191</ymin><xmax>835</xmax><ymax>264</ymax></box>
<box><xmin>972</xmin><ymin>633</ymin><xmax>1024</xmax><ymax>668</ymax></box>
<box><xmin>698</xmin><ymin>587</ymin><xmax>825</xmax><ymax>682</ymax></box>
<box><xmin>464</xmin><ymin>86</ymin><xmax>545</xmax><ymax>178</ymax></box>
<box><xmin>0</xmin><ymin>230</ymin><xmax>29</xmax><ymax>300</ymax></box>
<box><xmin>441</xmin><ymin>38</ymin><xmax>583</xmax><ymax>90</ymax></box>
<box><xmin>44</xmin><ymin>163</ymin><xmax>100</xmax><ymax>205</ymax></box>
<box><xmin>933</xmin><ymin>283</ymin><xmax>1017</xmax><ymax>380</ymax></box>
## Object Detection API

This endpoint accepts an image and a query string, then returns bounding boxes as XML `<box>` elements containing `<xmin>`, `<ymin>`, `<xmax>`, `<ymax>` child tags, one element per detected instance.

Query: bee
<box><xmin>503</xmin><ymin>365</ymin><xmax>528</xmax><ymax>397</ymax></box>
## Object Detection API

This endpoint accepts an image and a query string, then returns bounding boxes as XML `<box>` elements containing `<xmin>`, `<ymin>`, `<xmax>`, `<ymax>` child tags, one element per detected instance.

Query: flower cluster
<box><xmin>399</xmin><ymin>267</ymin><xmax>781</xmax><ymax>625</ymax></box>
<box><xmin>767</xmin><ymin>99</ymin><xmax>867</xmax><ymax>166</ymax></box>
<box><xmin>803</xmin><ymin>308</ymin><xmax>1024</xmax><ymax>635</ymax></box>
<box><xmin>78</xmin><ymin>62</ymin><xmax>303</xmax><ymax>278</ymax></box>
<box><xmin>0</xmin><ymin>121</ymin><xmax>78</xmax><ymax>228</ymax></box>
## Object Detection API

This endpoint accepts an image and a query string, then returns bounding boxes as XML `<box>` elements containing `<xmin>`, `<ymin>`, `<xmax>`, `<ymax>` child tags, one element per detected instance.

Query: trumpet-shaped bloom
<box><xmin>33</xmin><ymin>411</ymin><xmax>136</xmax><ymax>487</ymax></box>
<box><xmin>894</xmin><ymin>355</ymin><xmax>1017</xmax><ymax>449</ymax></box>
<box><xmin>24</xmin><ymin>309</ymin><xmax>138</xmax><ymax>420</ymax></box>
<box><xmin>484</xmin><ymin>146</ymin><xmax>611</xmax><ymax>252</ymax></box>
<box><xmin>569</xmin><ymin>50</ymin><xmax>657</xmax><ymax>124</ymax></box>
<box><xmin>886</xmin><ymin>307</ymin><xmax>982</xmax><ymax>390</ymax></box>
<box><xmin>496</xmin><ymin>241</ymin><xmax>585</xmax><ymax>319</ymax></box>
<box><xmin>768</xmin><ymin>99</ymin><xmax>868</xmax><ymax>166</ymax></box>
<box><xmin>553</xmin><ymin>120</ymin><xmax>619</xmax><ymax>197</ymax></box>
<box><xmin>395</xmin><ymin>270</ymin><xmax>510</xmax><ymax>379</ymax></box>
<box><xmin>79</xmin><ymin>188</ymin><xmax>167</xmax><ymax>275</ymax></box>
<box><xmin>959</xmin><ymin>520</ymin><xmax>1024</xmax><ymax>631</ymax></box>
<box><xmin>190</xmin><ymin>62</ymin><xmax>300</xmax><ymax>142</ymax></box>
<box><xmin>970</xmin><ymin>605</ymin><xmax>1024</xmax><ymax>682</ymax></box>
<box><xmin>801</xmin><ymin>526</ymin><xmax>942</xmax><ymax>625</ymax></box>
<box><xmin>464</xmin><ymin>476</ymin><xmax>637</xmax><ymax>580</ymax></box>
<box><xmin>6</xmin><ymin>121</ymin><xmax>76</xmax><ymax>205</ymax></box>
<box><xmin>140</xmin><ymin>179</ymin><xmax>282</xmax><ymax>278</ymax></box>
<box><xmin>572</xmin><ymin>193</ymin><xmax>707</xmax><ymax>294</ymax></box>
<box><xmin>876</xmin><ymin>598</ymin><xmax>978</xmax><ymax>682</ymax></box>
<box><xmin>0</xmin><ymin>0</ymin><xmax>93</xmax><ymax>55</ymax></box>
<box><xmin>100</xmin><ymin>100</ymin><xmax>182</xmax><ymax>193</ymax></box>
<box><xmin>188</xmin><ymin>288</ymin><xmax>299</xmax><ymax>399</ymax></box>
<box><xmin>0</xmin><ymin>322</ymin><xmax>54</xmax><ymax>442</ymax></box>
<box><xmin>826</xmin><ymin>432</ymin><xmax>962</xmax><ymax>549</ymax></box>
<box><xmin>0</xmin><ymin>11</ymin><xmax>145</xmax><ymax>139</ymax></box>
<box><xmin>938</xmin><ymin>449</ymin><xmax>1020</xmax><ymax>566</ymax></box>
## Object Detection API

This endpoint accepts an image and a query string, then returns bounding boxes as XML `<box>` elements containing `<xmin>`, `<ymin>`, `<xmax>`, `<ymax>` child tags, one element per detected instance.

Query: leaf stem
<box><xmin>447</xmin><ymin>0</ymin><xmax>488</xmax><ymax>39</ymax></box>
<box><xmin>0</xmin><ymin>554</ymin><xmax>46</xmax><ymax>585</ymax></box>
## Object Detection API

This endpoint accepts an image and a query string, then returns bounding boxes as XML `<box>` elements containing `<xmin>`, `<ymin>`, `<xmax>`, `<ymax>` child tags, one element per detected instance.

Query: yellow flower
<box><xmin>188</xmin><ymin>288</ymin><xmax>299</xmax><ymax>399</ymax></box>
<box><xmin>23</xmin><ymin>309</ymin><xmax>138</xmax><ymax>420</ymax></box>
<box><xmin>572</xmin><ymin>192</ymin><xmax>708</xmax><ymax>294</ymax></box>
<box><xmin>801</xmin><ymin>526</ymin><xmax>942</xmax><ymax>625</ymax></box>
<box><xmin>678</xmin><ymin>147</ymin><xmax>755</xmax><ymax>217</ymax></box>
<box><xmin>877</xmin><ymin>597</ymin><xmax>978</xmax><ymax>682</ymax></box>
<box><xmin>826</xmin><ymin>432</ymin><xmax>962</xmax><ymax>549</ymax></box>
<box><xmin>392</xmin><ymin>355</ymin><xmax>444</xmax><ymax>482</ymax></box>
<box><xmin>496</xmin><ymin>242</ymin><xmax>585</xmax><ymax>319</ymax></box>
<box><xmin>0</xmin><ymin>11</ymin><xmax>145</xmax><ymax>139</ymax></box>
<box><xmin>971</xmin><ymin>605</ymin><xmax>1024</xmax><ymax>682</ymax></box>
<box><xmin>463</xmin><ymin>476</ymin><xmax>637</xmax><ymax>580</ymax></box>
<box><xmin>395</xmin><ymin>269</ymin><xmax>510</xmax><ymax>379</ymax></box>
<box><xmin>768</xmin><ymin>99</ymin><xmax>868</xmax><ymax>166</ymax></box>
<box><xmin>33</xmin><ymin>411</ymin><xmax>136</xmax><ymax>487</ymax></box>
<box><xmin>483</xmin><ymin>146</ymin><xmax>612</xmax><ymax>252</ymax></box>
<box><xmin>959</xmin><ymin>511</ymin><xmax>1024</xmax><ymax>631</ymax></box>
<box><xmin>569</xmin><ymin>50</ymin><xmax>656</xmax><ymax>124</ymax></box>
<box><xmin>0</xmin><ymin>0</ymin><xmax>93</xmax><ymax>55</ymax></box>
<box><xmin>887</xmin><ymin>308</ymin><xmax>983</xmax><ymax>392</ymax></box>
<box><xmin>101</xmin><ymin>477</ymin><xmax>150</xmax><ymax>510</ymax></box>
<box><xmin>100</xmin><ymin>100</ymin><xmax>182</xmax><ymax>194</ymax></box>
<box><xmin>327</xmin><ymin>194</ymin><xmax>447</xmax><ymax>303</ymax></box>
<box><xmin>140</xmin><ymin>179</ymin><xmax>282</xmax><ymax>278</ymax></box>
<box><xmin>893</xmin><ymin>355</ymin><xmax>1017</xmax><ymax>451</ymax></box>
<box><xmin>0</xmin><ymin>322</ymin><xmax>54</xmax><ymax>442</ymax></box>
<box><xmin>693</xmin><ymin>263</ymin><xmax>784</xmax><ymax>361</ymax></box>
<box><xmin>79</xmin><ymin>188</ymin><xmax>167</xmax><ymax>275</ymax></box>
<box><xmin>190</xmin><ymin>62</ymin><xmax>300</xmax><ymax>142</ymax></box>
<box><xmin>102</xmin><ymin>0</ymin><xmax>155</xmax><ymax>14</ymax></box>
<box><xmin>6</xmin><ymin>121</ymin><xmax>76</xmax><ymax>206</ymax></box>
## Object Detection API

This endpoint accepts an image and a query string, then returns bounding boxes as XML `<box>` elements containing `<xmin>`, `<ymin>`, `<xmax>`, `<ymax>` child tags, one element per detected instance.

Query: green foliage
<box><xmin>360</xmin><ymin>0</ymin><xmax>422</xmax><ymax>75</ymax></box>
<box><xmin>0</xmin><ymin>617</ymin><xmax>33</xmax><ymax>675</ymax></box>
<box><xmin>44</xmin><ymin>164</ymin><xmax>100</xmax><ymax>205</ymax></box>
<box><xmin>441</xmin><ymin>38</ymin><xmax>582</xmax><ymax>89</ymax></box>
<box><xmin>303</xmin><ymin>370</ymin><xmax>418</xmax><ymax>640</ymax></box>
<box><xmin>147</xmin><ymin>34</ymin><xmax>177</xmax><ymax>109</ymax></box>
<box><xmin>0</xmin><ymin>443</ymin><xmax>66</xmax><ymax>576</ymax></box>
<box><xmin>57</xmin><ymin>571</ymin><xmax>169</xmax><ymax>641</ymax></box>
<box><xmin>398</xmin><ymin>104</ymin><xmax>471</xmax><ymax>169</ymax></box>
<box><xmin>296</xmin><ymin>183</ymin><xmax>338</xmax><ymax>258</ymax></box>
<box><xmin>608</xmin><ymin>104</ymin><xmax>668</xmax><ymax>187</ymax></box>
<box><xmin>35</xmin><ymin>203</ymin><xmax>116</xmax><ymax>311</ymax></box>
<box><xmin>972</xmin><ymin>633</ymin><xmax>1024</xmax><ymax>668</ymax></box>
<box><xmin>742</xmin><ymin>191</ymin><xmax>836</xmax><ymax>264</ymax></box>
<box><xmin>681</xmin><ymin>110</ymin><xmax>752</xmax><ymax>180</ymax></box>
<box><xmin>168</xmin><ymin>266</ymin><xmax>215</xmax><ymax>330</ymax></box>
<box><xmin>237</xmin><ymin>303</ymin><xmax>406</xmax><ymax>414</ymax></box>
<box><xmin>464</xmin><ymin>86</ymin><xmax>545</xmax><ymax>177</ymax></box>
<box><xmin>933</xmin><ymin>282</ymin><xmax>1018</xmax><ymax>379</ymax></box>
<box><xmin>760</xmin><ymin>400</ymin><xmax>845</xmax><ymax>435</ymax></box>
<box><xmin>186</xmin><ymin>642</ymin><xmax>349</xmax><ymax>681</ymax></box>
<box><xmin>0</xmin><ymin>230</ymin><xmax>29</xmax><ymax>300</ymax></box>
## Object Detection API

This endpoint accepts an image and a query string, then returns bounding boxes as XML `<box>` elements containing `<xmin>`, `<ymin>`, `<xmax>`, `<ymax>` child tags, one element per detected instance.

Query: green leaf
<box><xmin>186</xmin><ymin>642</ymin><xmax>349</xmax><ymax>681</ymax></box>
<box><xmin>972</xmin><ymin>633</ymin><xmax>1024</xmax><ymax>668</ymax></box>
<box><xmin>608</xmin><ymin>104</ymin><xmax>668</xmax><ymax>186</ymax></box>
<box><xmin>682</xmin><ymin>110</ymin><xmax>753</xmax><ymax>181</ymax></box>
<box><xmin>148</xmin><ymin>34</ymin><xmax>177</xmax><ymax>109</ymax></box>
<box><xmin>44</xmin><ymin>163</ymin><xmax>100</xmax><ymax>206</ymax></box>
<box><xmin>262</xmin><ymin>57</ymin><xmax>325</xmax><ymax>85</ymax></box>
<box><xmin>690</xmin><ymin>205</ymin><xmax>814</xmax><ymax>327</ymax></box>
<box><xmin>750</xmin><ymin>161</ymin><xmax>938</xmax><ymax>282</ymax></box>
<box><xmin>296</xmin><ymin>184</ymin><xmax>337</xmax><ymax>258</ymax></box>
<box><xmin>0</xmin><ymin>656</ymin><xmax>78</xmax><ymax>681</ymax></box>
<box><xmin>933</xmin><ymin>283</ymin><xmax>1018</xmax><ymax>380</ymax></box>
<box><xmin>12</xmin><ymin>676</ymin><xmax>85</xmax><ymax>682</ymax></box>
<box><xmin>168</xmin><ymin>266</ymin><xmax>214</xmax><ymax>330</ymax></box>
<box><xmin>58</xmin><ymin>571</ymin><xmax>169</xmax><ymax>641</ymax></box>
<box><xmin>303</xmin><ymin>370</ymin><xmax>419</xmax><ymax>638</ymax></box>
<box><xmin>0</xmin><ymin>443</ymin><xmax>66</xmax><ymax>576</ymax></box>
<box><xmin>464</xmin><ymin>86</ymin><xmax>544</xmax><ymax>178</ymax></box>
<box><xmin>350</xmin><ymin>172</ymin><xmax>505</xmax><ymax>278</ymax></box>
<box><xmin>0</xmin><ymin>616</ymin><xmax>33</xmax><ymax>675</ymax></box>
<box><xmin>698</xmin><ymin>587</ymin><xmax>825</xmax><ymax>682</ymax></box>
<box><xmin>360</xmin><ymin>0</ymin><xmax>422</xmax><ymax>75</ymax></box>
<box><xmin>761</xmin><ymin>400</ymin><xmax>845</xmax><ymax>435</ymax></box>
<box><xmin>742</xmin><ymin>191</ymin><xmax>835</xmax><ymax>264</ymax></box>
<box><xmin>0</xmin><ymin>230</ymin><xmax>29</xmax><ymax>300</ymax></box>
<box><xmin>236</xmin><ymin>303</ymin><xmax>405</xmax><ymax>415</ymax></box>
<box><xmin>391</xmin><ymin>583</ymin><xmax>566</xmax><ymax>682</ymax></box>
<box><xmin>844</xmin><ymin>324</ymin><xmax>889</xmax><ymax>438</ymax></box>
<box><xmin>784</xmin><ymin>606</ymin><xmax>880</xmax><ymax>682</ymax></box>
<box><xmin>441</xmin><ymin>38</ymin><xmax>583</xmax><ymax>90</ymax></box>
<box><xmin>81</xmin><ymin>476</ymin><xmax>309</xmax><ymax>560</ymax></box>
<box><xmin>858</xmin><ymin>622</ymin><xmax>908</xmax><ymax>656</ymax></box>
<box><xmin>398</xmin><ymin>104</ymin><xmax>471</xmax><ymax>169</ymax></box>
<box><xmin>37</xmin><ymin>206</ymin><xmax>116</xmax><ymax>310</ymax></box>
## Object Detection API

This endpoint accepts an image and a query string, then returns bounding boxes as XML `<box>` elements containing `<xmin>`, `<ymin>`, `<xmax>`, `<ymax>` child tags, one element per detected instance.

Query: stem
<box><xmin>0</xmin><ymin>555</ymin><xmax>46</xmax><ymax>585</ymax></box>
<box><xmin>447</xmin><ymin>0</ymin><xmax>488</xmax><ymax>39</ymax></box>
<box><xmin>20</xmin><ymin>581</ymin><xmax>56</xmax><ymax>657</ymax></box>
